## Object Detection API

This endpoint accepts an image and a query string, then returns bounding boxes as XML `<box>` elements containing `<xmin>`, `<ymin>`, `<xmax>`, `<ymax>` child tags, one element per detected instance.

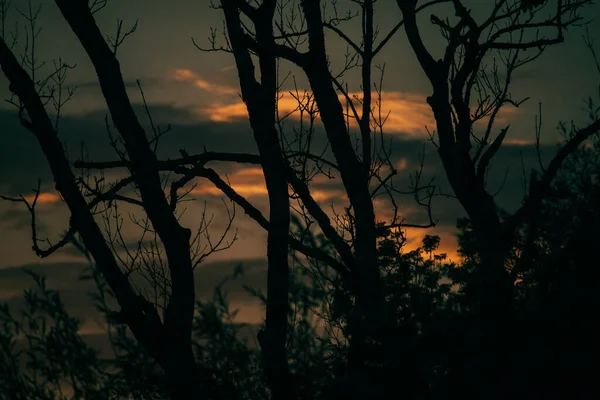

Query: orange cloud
<box><xmin>194</xmin><ymin>83</ymin><xmax>526</xmax><ymax>142</ymax></box>
<box><xmin>198</xmin><ymin>90</ymin><xmax>437</xmax><ymax>135</ymax></box>
<box><xmin>172</xmin><ymin>68</ymin><xmax>238</xmax><ymax>95</ymax></box>
<box><xmin>193</xmin><ymin>183</ymin><xmax>268</xmax><ymax>197</ymax></box>
<box><xmin>174</xmin><ymin>66</ymin><xmax>521</xmax><ymax>138</ymax></box>
<box><xmin>307</xmin><ymin>189</ymin><xmax>347</xmax><ymax>202</ymax></box>
<box><xmin>503</xmin><ymin>138</ymin><xmax>535</xmax><ymax>145</ymax></box>
<box><xmin>370</xmin><ymin>91</ymin><xmax>435</xmax><ymax>134</ymax></box>
<box><xmin>201</xmin><ymin>102</ymin><xmax>249</xmax><ymax>122</ymax></box>
<box><xmin>397</xmin><ymin>157</ymin><xmax>408</xmax><ymax>170</ymax></box>
<box><xmin>188</xmin><ymin>166</ymin><xmax>349</xmax><ymax>203</ymax></box>
<box><xmin>23</xmin><ymin>192</ymin><xmax>61</xmax><ymax>205</ymax></box>
<box><xmin>190</xmin><ymin>167</ymin><xmax>268</xmax><ymax>197</ymax></box>
<box><xmin>1</xmin><ymin>191</ymin><xmax>61</xmax><ymax>205</ymax></box>
<box><xmin>200</xmin><ymin>93</ymin><xmax>311</xmax><ymax>123</ymax></box>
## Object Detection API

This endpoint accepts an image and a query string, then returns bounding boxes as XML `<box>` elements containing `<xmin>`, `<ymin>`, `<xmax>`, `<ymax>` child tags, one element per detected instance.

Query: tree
<box><xmin>1</xmin><ymin>221</ymin><xmax>455</xmax><ymax>399</ymax></box>
<box><xmin>1</xmin><ymin>0</ymin><xmax>600</xmax><ymax>399</ymax></box>
<box><xmin>448</xmin><ymin>126</ymin><xmax>600</xmax><ymax>398</ymax></box>
<box><xmin>208</xmin><ymin>0</ymin><xmax>600</xmax><ymax>396</ymax></box>
<box><xmin>0</xmin><ymin>260</ymin><xmax>265</xmax><ymax>399</ymax></box>
<box><xmin>0</xmin><ymin>0</ymin><xmax>226</xmax><ymax>397</ymax></box>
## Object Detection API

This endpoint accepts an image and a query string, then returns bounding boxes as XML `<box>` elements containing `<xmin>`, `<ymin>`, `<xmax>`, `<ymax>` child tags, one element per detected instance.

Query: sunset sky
<box><xmin>1</xmin><ymin>0</ymin><xmax>599</xmax><ymax>337</ymax></box>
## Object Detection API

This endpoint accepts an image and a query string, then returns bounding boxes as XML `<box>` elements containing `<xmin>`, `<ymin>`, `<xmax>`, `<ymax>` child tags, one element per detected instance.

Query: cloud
<box><xmin>194</xmin><ymin>88</ymin><xmax>520</xmax><ymax>138</ymax></box>
<box><xmin>198</xmin><ymin>93</ymin><xmax>318</xmax><ymax>123</ymax></box>
<box><xmin>503</xmin><ymin>138</ymin><xmax>536</xmax><ymax>145</ymax></box>
<box><xmin>0</xmin><ymin>101</ymin><xmax>553</xmax><ymax>225</ymax></box>
<box><xmin>200</xmin><ymin>101</ymin><xmax>249</xmax><ymax>122</ymax></box>
<box><xmin>0</xmin><ymin>190</ymin><xmax>63</xmax><ymax>207</ymax></box>
<box><xmin>195</xmin><ymin>89</ymin><xmax>436</xmax><ymax>135</ymax></box>
<box><xmin>189</xmin><ymin>167</ymin><xmax>268</xmax><ymax>197</ymax></box>
<box><xmin>0</xmin><ymin>102</ymin><xmax>568</xmax><ymax>284</ymax></box>
<box><xmin>186</xmin><ymin>165</ymin><xmax>350</xmax><ymax>203</ymax></box>
<box><xmin>220</xmin><ymin>64</ymin><xmax>237</xmax><ymax>72</ymax></box>
<box><xmin>69</xmin><ymin>77</ymin><xmax>163</xmax><ymax>91</ymax></box>
<box><xmin>371</xmin><ymin>91</ymin><xmax>435</xmax><ymax>134</ymax></box>
<box><xmin>171</xmin><ymin>69</ymin><xmax>239</xmax><ymax>96</ymax></box>
<box><xmin>397</xmin><ymin>157</ymin><xmax>408</xmax><ymax>170</ymax></box>
<box><xmin>23</xmin><ymin>192</ymin><xmax>62</xmax><ymax>204</ymax></box>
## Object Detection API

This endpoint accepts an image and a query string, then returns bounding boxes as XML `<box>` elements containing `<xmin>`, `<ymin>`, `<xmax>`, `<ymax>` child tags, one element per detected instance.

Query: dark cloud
<box><xmin>0</xmin><ymin>101</ymin><xmax>576</xmax><ymax>274</ymax></box>
<box><xmin>0</xmin><ymin>111</ymin><xmax>55</xmax><ymax>193</ymax></box>
<box><xmin>0</xmin><ymin>104</ymin><xmax>258</xmax><ymax>195</ymax></box>
<box><xmin>0</xmin><ymin>100</ymin><xmax>562</xmax><ymax>195</ymax></box>
<box><xmin>71</xmin><ymin>77</ymin><xmax>164</xmax><ymax>90</ymax></box>
<box><xmin>0</xmin><ymin>206</ymin><xmax>37</xmax><ymax>231</ymax></box>
<box><xmin>0</xmin><ymin>195</ymin><xmax>69</xmax><ymax>235</ymax></box>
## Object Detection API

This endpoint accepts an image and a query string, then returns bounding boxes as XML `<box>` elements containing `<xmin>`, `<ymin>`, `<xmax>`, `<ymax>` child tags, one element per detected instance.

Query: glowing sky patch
<box><xmin>397</xmin><ymin>157</ymin><xmax>408</xmax><ymax>170</ymax></box>
<box><xmin>503</xmin><ymin>138</ymin><xmax>536</xmax><ymax>145</ymax></box>
<box><xmin>172</xmin><ymin>68</ymin><xmax>239</xmax><ymax>95</ymax></box>
<box><xmin>196</xmin><ymin>88</ymin><xmax>437</xmax><ymax>135</ymax></box>
<box><xmin>23</xmin><ymin>192</ymin><xmax>62</xmax><ymax>205</ymax></box>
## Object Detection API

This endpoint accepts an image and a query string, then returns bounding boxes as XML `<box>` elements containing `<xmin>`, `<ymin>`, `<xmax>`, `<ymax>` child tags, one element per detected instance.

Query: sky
<box><xmin>0</xmin><ymin>0</ymin><xmax>599</xmax><ymax>344</ymax></box>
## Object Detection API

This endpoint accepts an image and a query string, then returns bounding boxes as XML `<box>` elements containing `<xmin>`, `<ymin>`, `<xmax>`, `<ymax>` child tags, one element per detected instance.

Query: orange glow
<box><xmin>503</xmin><ymin>138</ymin><xmax>535</xmax><ymax>145</ymax></box>
<box><xmin>189</xmin><ymin>167</ymin><xmax>268</xmax><ymax>197</ymax></box>
<box><xmin>397</xmin><ymin>157</ymin><xmax>408</xmax><ymax>170</ymax></box>
<box><xmin>373</xmin><ymin>199</ymin><xmax>461</xmax><ymax>261</ymax></box>
<box><xmin>188</xmin><ymin>166</ymin><xmax>348</xmax><ymax>203</ymax></box>
<box><xmin>198</xmin><ymin>90</ymin><xmax>437</xmax><ymax>135</ymax></box>
<box><xmin>200</xmin><ymin>93</ymin><xmax>310</xmax><ymax>123</ymax></box>
<box><xmin>200</xmin><ymin>102</ymin><xmax>249</xmax><ymax>122</ymax></box>
<box><xmin>234</xmin><ymin>167</ymin><xmax>265</xmax><ymax>178</ymax></box>
<box><xmin>307</xmin><ymin>189</ymin><xmax>347</xmax><ymax>202</ymax></box>
<box><xmin>186</xmin><ymin>76</ymin><xmax>526</xmax><ymax>142</ymax></box>
<box><xmin>367</xmin><ymin>91</ymin><xmax>435</xmax><ymax>135</ymax></box>
<box><xmin>192</xmin><ymin>183</ymin><xmax>268</xmax><ymax>197</ymax></box>
<box><xmin>402</xmin><ymin>226</ymin><xmax>461</xmax><ymax>262</ymax></box>
<box><xmin>174</xmin><ymin>69</ymin><xmax>524</xmax><ymax>140</ymax></box>
<box><xmin>172</xmin><ymin>68</ymin><xmax>238</xmax><ymax>95</ymax></box>
<box><xmin>23</xmin><ymin>192</ymin><xmax>61</xmax><ymax>204</ymax></box>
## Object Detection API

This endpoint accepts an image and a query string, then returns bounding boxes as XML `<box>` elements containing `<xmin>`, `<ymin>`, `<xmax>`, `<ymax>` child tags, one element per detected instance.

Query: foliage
<box><xmin>0</xmin><ymin>226</ymin><xmax>456</xmax><ymax>399</ymax></box>
<box><xmin>0</xmin><ymin>270</ymin><xmax>111</xmax><ymax>400</ymax></box>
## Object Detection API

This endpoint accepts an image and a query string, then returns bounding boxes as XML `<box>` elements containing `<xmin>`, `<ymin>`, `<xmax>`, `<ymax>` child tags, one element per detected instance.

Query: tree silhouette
<box><xmin>1</xmin><ymin>0</ymin><xmax>600</xmax><ymax>399</ymax></box>
<box><xmin>205</xmin><ymin>0</ymin><xmax>600</xmax><ymax>397</ymax></box>
<box><xmin>1</xmin><ymin>221</ymin><xmax>456</xmax><ymax>399</ymax></box>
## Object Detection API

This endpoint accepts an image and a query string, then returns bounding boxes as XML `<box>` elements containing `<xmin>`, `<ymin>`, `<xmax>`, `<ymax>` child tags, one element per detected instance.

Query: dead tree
<box><xmin>396</xmin><ymin>0</ymin><xmax>596</xmax><ymax>318</ymax></box>
<box><xmin>219</xmin><ymin>2</ymin><xmax>293</xmax><ymax>399</ymax></box>
<box><xmin>201</xmin><ymin>1</ymin><xmax>440</xmax><ymax>398</ymax></box>
<box><xmin>0</xmin><ymin>1</ymin><xmax>233</xmax><ymax>398</ymax></box>
<box><xmin>395</xmin><ymin>0</ymin><xmax>599</xmax><ymax>392</ymax></box>
<box><xmin>203</xmin><ymin>0</ymin><xmax>600</xmax><ymax>397</ymax></box>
